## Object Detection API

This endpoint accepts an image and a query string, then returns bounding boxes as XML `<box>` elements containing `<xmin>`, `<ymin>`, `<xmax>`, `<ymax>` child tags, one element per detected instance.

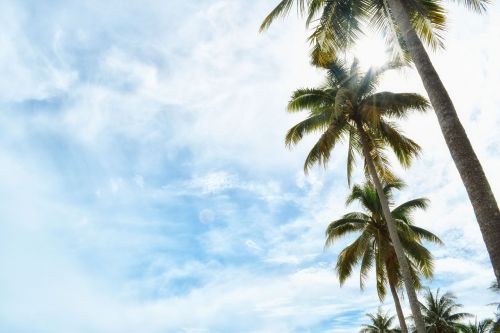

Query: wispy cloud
<box><xmin>0</xmin><ymin>0</ymin><xmax>499</xmax><ymax>332</ymax></box>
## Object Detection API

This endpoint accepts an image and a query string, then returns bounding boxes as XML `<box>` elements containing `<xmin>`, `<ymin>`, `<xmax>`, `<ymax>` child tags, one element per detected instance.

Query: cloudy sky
<box><xmin>0</xmin><ymin>0</ymin><xmax>499</xmax><ymax>332</ymax></box>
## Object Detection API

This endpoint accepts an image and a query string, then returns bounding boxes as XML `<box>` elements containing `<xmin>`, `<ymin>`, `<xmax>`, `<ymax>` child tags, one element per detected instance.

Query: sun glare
<box><xmin>354</xmin><ymin>32</ymin><xmax>389</xmax><ymax>70</ymax></box>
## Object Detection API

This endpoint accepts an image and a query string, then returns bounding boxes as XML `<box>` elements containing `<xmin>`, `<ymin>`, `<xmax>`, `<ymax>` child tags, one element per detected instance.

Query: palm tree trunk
<box><xmin>356</xmin><ymin>120</ymin><xmax>427</xmax><ymax>333</ymax></box>
<box><xmin>389</xmin><ymin>280</ymin><xmax>409</xmax><ymax>333</ymax></box>
<box><xmin>385</xmin><ymin>0</ymin><xmax>500</xmax><ymax>284</ymax></box>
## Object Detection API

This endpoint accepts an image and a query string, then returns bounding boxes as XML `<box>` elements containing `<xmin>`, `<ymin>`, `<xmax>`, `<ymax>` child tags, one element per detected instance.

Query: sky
<box><xmin>0</xmin><ymin>0</ymin><xmax>499</xmax><ymax>332</ymax></box>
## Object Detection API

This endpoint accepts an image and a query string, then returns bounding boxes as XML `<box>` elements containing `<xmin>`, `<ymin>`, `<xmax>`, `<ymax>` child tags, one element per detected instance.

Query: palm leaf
<box><xmin>325</xmin><ymin>217</ymin><xmax>368</xmax><ymax>246</ymax></box>
<box><xmin>306</xmin><ymin>0</ymin><xmax>327</xmax><ymax>26</ymax></box>
<box><xmin>377</xmin><ymin>120</ymin><xmax>421</xmax><ymax>168</ymax></box>
<box><xmin>391</xmin><ymin>198</ymin><xmax>429</xmax><ymax>220</ymax></box>
<box><xmin>361</xmin><ymin>92</ymin><xmax>429</xmax><ymax>118</ymax></box>
<box><xmin>408</xmin><ymin>3</ymin><xmax>446</xmax><ymax>50</ymax></box>
<box><xmin>288</xmin><ymin>88</ymin><xmax>335</xmax><ymax>112</ymax></box>
<box><xmin>260</xmin><ymin>0</ymin><xmax>307</xmax><ymax>32</ymax></box>
<box><xmin>307</xmin><ymin>0</ymin><xmax>366</xmax><ymax>65</ymax></box>
<box><xmin>346</xmin><ymin>126</ymin><xmax>359</xmax><ymax>186</ymax></box>
<box><xmin>336</xmin><ymin>229</ymin><xmax>372</xmax><ymax>284</ymax></box>
<box><xmin>285</xmin><ymin>111</ymin><xmax>332</xmax><ymax>147</ymax></box>
<box><xmin>367</xmin><ymin>0</ymin><xmax>412</xmax><ymax>63</ymax></box>
<box><xmin>408</xmin><ymin>225</ymin><xmax>442</xmax><ymax>244</ymax></box>
<box><xmin>450</xmin><ymin>0</ymin><xmax>489</xmax><ymax>12</ymax></box>
<box><xmin>326</xmin><ymin>58</ymin><xmax>354</xmax><ymax>87</ymax></box>
<box><xmin>303</xmin><ymin>118</ymin><xmax>348</xmax><ymax>173</ymax></box>
<box><xmin>359</xmin><ymin>242</ymin><xmax>375</xmax><ymax>289</ymax></box>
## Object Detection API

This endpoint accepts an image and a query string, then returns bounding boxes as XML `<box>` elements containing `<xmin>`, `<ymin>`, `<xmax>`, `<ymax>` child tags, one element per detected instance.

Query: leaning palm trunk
<box><xmin>357</xmin><ymin>121</ymin><xmax>427</xmax><ymax>333</ymax></box>
<box><xmin>385</xmin><ymin>0</ymin><xmax>500</xmax><ymax>283</ymax></box>
<box><xmin>389</xmin><ymin>279</ymin><xmax>409</xmax><ymax>333</ymax></box>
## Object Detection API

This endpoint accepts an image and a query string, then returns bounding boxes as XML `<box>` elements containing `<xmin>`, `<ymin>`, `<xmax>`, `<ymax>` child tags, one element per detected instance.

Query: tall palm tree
<box><xmin>417</xmin><ymin>288</ymin><xmax>472</xmax><ymax>333</ymax></box>
<box><xmin>326</xmin><ymin>180</ymin><xmax>443</xmax><ymax>333</ymax></box>
<box><xmin>361</xmin><ymin>309</ymin><xmax>402</xmax><ymax>333</ymax></box>
<box><xmin>461</xmin><ymin>318</ymin><xmax>495</xmax><ymax>333</ymax></box>
<box><xmin>284</xmin><ymin>58</ymin><xmax>430</xmax><ymax>331</ymax></box>
<box><xmin>260</xmin><ymin>0</ymin><xmax>500</xmax><ymax>288</ymax></box>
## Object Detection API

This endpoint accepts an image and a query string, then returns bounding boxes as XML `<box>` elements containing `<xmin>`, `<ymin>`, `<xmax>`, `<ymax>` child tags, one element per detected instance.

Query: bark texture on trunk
<box><xmin>385</xmin><ymin>0</ymin><xmax>500</xmax><ymax>284</ymax></box>
<box><xmin>356</xmin><ymin>121</ymin><xmax>427</xmax><ymax>333</ymax></box>
<box><xmin>389</xmin><ymin>280</ymin><xmax>409</xmax><ymax>333</ymax></box>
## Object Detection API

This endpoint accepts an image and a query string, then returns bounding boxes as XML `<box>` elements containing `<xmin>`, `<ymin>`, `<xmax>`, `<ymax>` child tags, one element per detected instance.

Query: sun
<box><xmin>354</xmin><ymin>31</ymin><xmax>389</xmax><ymax>70</ymax></box>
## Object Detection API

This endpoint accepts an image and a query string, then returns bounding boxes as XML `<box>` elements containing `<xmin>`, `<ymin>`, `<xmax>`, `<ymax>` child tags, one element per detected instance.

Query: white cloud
<box><xmin>190</xmin><ymin>171</ymin><xmax>238</xmax><ymax>194</ymax></box>
<box><xmin>0</xmin><ymin>0</ymin><xmax>499</xmax><ymax>332</ymax></box>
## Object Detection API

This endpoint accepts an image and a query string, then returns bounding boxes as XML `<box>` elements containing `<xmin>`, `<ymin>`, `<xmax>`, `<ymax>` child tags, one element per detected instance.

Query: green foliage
<box><xmin>488</xmin><ymin>285</ymin><xmax>500</xmax><ymax>333</ymax></box>
<box><xmin>325</xmin><ymin>180</ymin><xmax>441</xmax><ymax>299</ymax></box>
<box><xmin>416</xmin><ymin>289</ymin><xmax>473</xmax><ymax>333</ymax></box>
<box><xmin>260</xmin><ymin>0</ymin><xmax>488</xmax><ymax>65</ymax></box>
<box><xmin>360</xmin><ymin>309</ymin><xmax>402</xmax><ymax>332</ymax></box>
<box><xmin>284</xmin><ymin>59</ymin><xmax>429</xmax><ymax>184</ymax></box>
<box><xmin>461</xmin><ymin>318</ymin><xmax>496</xmax><ymax>333</ymax></box>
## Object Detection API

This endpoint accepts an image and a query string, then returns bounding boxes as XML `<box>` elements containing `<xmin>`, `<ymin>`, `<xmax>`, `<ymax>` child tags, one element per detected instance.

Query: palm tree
<box><xmin>461</xmin><ymin>318</ymin><xmax>495</xmax><ymax>333</ymax></box>
<box><xmin>493</xmin><ymin>315</ymin><xmax>500</xmax><ymax>333</ymax></box>
<box><xmin>326</xmin><ymin>180</ymin><xmax>443</xmax><ymax>333</ymax></box>
<box><xmin>260</xmin><ymin>0</ymin><xmax>500</xmax><ymax>288</ymax></box>
<box><xmin>361</xmin><ymin>309</ymin><xmax>402</xmax><ymax>333</ymax></box>
<box><xmin>489</xmin><ymin>283</ymin><xmax>500</xmax><ymax>333</ymax></box>
<box><xmin>416</xmin><ymin>288</ymin><xmax>472</xmax><ymax>333</ymax></box>
<box><xmin>284</xmin><ymin>58</ymin><xmax>430</xmax><ymax>331</ymax></box>
<box><xmin>494</xmin><ymin>307</ymin><xmax>500</xmax><ymax>333</ymax></box>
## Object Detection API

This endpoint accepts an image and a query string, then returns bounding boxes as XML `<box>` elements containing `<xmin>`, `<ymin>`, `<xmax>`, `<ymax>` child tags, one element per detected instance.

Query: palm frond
<box><xmin>399</xmin><ymin>234</ymin><xmax>434</xmax><ymax>278</ymax></box>
<box><xmin>356</xmin><ymin>61</ymin><xmax>406</xmax><ymax>99</ymax></box>
<box><xmin>377</xmin><ymin>120</ymin><xmax>421</xmax><ymax>168</ymax></box>
<box><xmin>310</xmin><ymin>41</ymin><xmax>337</xmax><ymax>68</ymax></box>
<box><xmin>326</xmin><ymin>58</ymin><xmax>353</xmax><ymax>86</ymax></box>
<box><xmin>363</xmin><ymin>136</ymin><xmax>397</xmax><ymax>183</ymax></box>
<box><xmin>343</xmin><ymin>211</ymin><xmax>374</xmax><ymax>220</ymax></box>
<box><xmin>420</xmin><ymin>289</ymin><xmax>474</xmax><ymax>330</ymax></box>
<box><xmin>407</xmin><ymin>257</ymin><xmax>424</xmax><ymax>289</ymax></box>
<box><xmin>361</xmin><ymin>92</ymin><xmax>430</xmax><ymax>118</ymax></box>
<box><xmin>391</xmin><ymin>198</ymin><xmax>429</xmax><ymax>219</ymax></box>
<box><xmin>346</xmin><ymin>182</ymin><xmax>382</xmax><ymax>214</ymax></box>
<box><xmin>383</xmin><ymin>179</ymin><xmax>405</xmax><ymax>195</ymax></box>
<box><xmin>360</xmin><ymin>243</ymin><xmax>375</xmax><ymax>289</ymax></box>
<box><xmin>308</xmin><ymin>0</ymin><xmax>366</xmax><ymax>65</ymax></box>
<box><xmin>376</xmin><ymin>237</ymin><xmax>388</xmax><ymax>299</ymax></box>
<box><xmin>450</xmin><ymin>0</ymin><xmax>489</xmax><ymax>12</ymax></box>
<box><xmin>346</xmin><ymin>126</ymin><xmax>359</xmax><ymax>186</ymax></box>
<box><xmin>325</xmin><ymin>217</ymin><xmax>368</xmax><ymax>247</ymax></box>
<box><xmin>448</xmin><ymin>311</ymin><xmax>474</xmax><ymax>321</ymax></box>
<box><xmin>336</xmin><ymin>230</ymin><xmax>372</xmax><ymax>284</ymax></box>
<box><xmin>409</xmin><ymin>3</ymin><xmax>446</xmax><ymax>51</ymax></box>
<box><xmin>361</xmin><ymin>309</ymin><xmax>398</xmax><ymax>332</ymax></box>
<box><xmin>356</xmin><ymin>67</ymin><xmax>380</xmax><ymax>101</ymax></box>
<box><xmin>368</xmin><ymin>0</ymin><xmax>412</xmax><ymax>63</ymax></box>
<box><xmin>303</xmin><ymin>119</ymin><xmax>348</xmax><ymax>173</ymax></box>
<box><xmin>288</xmin><ymin>88</ymin><xmax>335</xmax><ymax>112</ymax></box>
<box><xmin>407</xmin><ymin>225</ymin><xmax>443</xmax><ymax>244</ymax></box>
<box><xmin>306</xmin><ymin>0</ymin><xmax>327</xmax><ymax>26</ymax></box>
<box><xmin>285</xmin><ymin>111</ymin><xmax>332</xmax><ymax>147</ymax></box>
<box><xmin>260</xmin><ymin>0</ymin><xmax>307</xmax><ymax>32</ymax></box>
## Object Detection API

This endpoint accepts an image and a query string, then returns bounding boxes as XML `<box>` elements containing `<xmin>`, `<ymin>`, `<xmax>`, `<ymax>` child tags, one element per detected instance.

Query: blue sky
<box><xmin>0</xmin><ymin>0</ymin><xmax>499</xmax><ymax>332</ymax></box>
